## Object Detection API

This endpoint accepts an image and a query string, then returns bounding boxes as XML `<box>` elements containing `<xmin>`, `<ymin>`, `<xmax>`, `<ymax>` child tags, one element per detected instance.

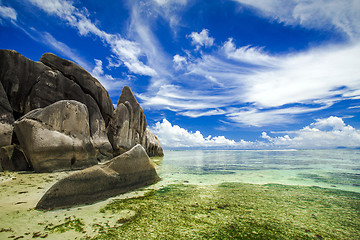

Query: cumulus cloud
<box><xmin>150</xmin><ymin>117</ymin><xmax>360</xmax><ymax>149</ymax></box>
<box><xmin>262</xmin><ymin>116</ymin><xmax>360</xmax><ymax>149</ymax></box>
<box><xmin>234</xmin><ymin>0</ymin><xmax>360</xmax><ymax>40</ymax></box>
<box><xmin>149</xmin><ymin>119</ymin><xmax>255</xmax><ymax>148</ymax></box>
<box><xmin>173</xmin><ymin>54</ymin><xmax>187</xmax><ymax>70</ymax></box>
<box><xmin>188</xmin><ymin>29</ymin><xmax>215</xmax><ymax>50</ymax></box>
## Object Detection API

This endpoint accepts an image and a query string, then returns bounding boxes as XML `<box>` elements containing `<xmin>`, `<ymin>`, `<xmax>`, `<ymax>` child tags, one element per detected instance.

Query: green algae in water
<box><xmin>298</xmin><ymin>172</ymin><xmax>360</xmax><ymax>186</ymax></box>
<box><xmin>91</xmin><ymin>183</ymin><xmax>360</xmax><ymax>240</ymax></box>
<box><xmin>44</xmin><ymin>216</ymin><xmax>85</xmax><ymax>233</ymax></box>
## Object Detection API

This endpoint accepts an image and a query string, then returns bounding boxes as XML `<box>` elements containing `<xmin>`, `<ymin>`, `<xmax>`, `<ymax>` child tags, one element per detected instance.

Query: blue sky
<box><xmin>1</xmin><ymin>0</ymin><xmax>360</xmax><ymax>149</ymax></box>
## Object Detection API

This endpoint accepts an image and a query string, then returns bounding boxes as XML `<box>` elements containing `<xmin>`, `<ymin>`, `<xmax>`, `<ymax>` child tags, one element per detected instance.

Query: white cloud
<box><xmin>42</xmin><ymin>32</ymin><xmax>91</xmax><ymax>70</ymax></box>
<box><xmin>0</xmin><ymin>1</ymin><xmax>17</xmax><ymax>26</ymax></box>
<box><xmin>154</xmin><ymin>0</ymin><xmax>187</xmax><ymax>6</ymax></box>
<box><xmin>151</xmin><ymin>0</ymin><xmax>188</xmax><ymax>33</ymax></box>
<box><xmin>234</xmin><ymin>0</ymin><xmax>360</xmax><ymax>40</ymax></box>
<box><xmin>0</xmin><ymin>4</ymin><xmax>17</xmax><ymax>21</ymax></box>
<box><xmin>150</xmin><ymin>117</ymin><xmax>360</xmax><ymax>149</ymax></box>
<box><xmin>138</xmin><ymin>84</ymin><xmax>232</xmax><ymax>112</ymax></box>
<box><xmin>173</xmin><ymin>54</ymin><xmax>187</xmax><ymax>70</ymax></box>
<box><xmin>262</xmin><ymin>116</ymin><xmax>360</xmax><ymax>149</ymax></box>
<box><xmin>222</xmin><ymin>38</ymin><xmax>275</xmax><ymax>66</ymax></box>
<box><xmin>226</xmin><ymin>106</ymin><xmax>327</xmax><ymax>127</ymax></box>
<box><xmin>242</xmin><ymin>43</ymin><xmax>360</xmax><ymax>108</ymax></box>
<box><xmin>188</xmin><ymin>29</ymin><xmax>215</xmax><ymax>50</ymax></box>
<box><xmin>27</xmin><ymin>0</ymin><xmax>157</xmax><ymax>77</ymax></box>
<box><xmin>181</xmin><ymin>109</ymin><xmax>226</xmax><ymax>118</ymax></box>
<box><xmin>23</xmin><ymin>29</ymin><xmax>125</xmax><ymax>91</ymax></box>
<box><xmin>150</xmin><ymin>119</ymin><xmax>254</xmax><ymax>148</ymax></box>
<box><xmin>91</xmin><ymin>59</ymin><xmax>126</xmax><ymax>91</ymax></box>
<box><xmin>181</xmin><ymin>39</ymin><xmax>360</xmax><ymax>126</ymax></box>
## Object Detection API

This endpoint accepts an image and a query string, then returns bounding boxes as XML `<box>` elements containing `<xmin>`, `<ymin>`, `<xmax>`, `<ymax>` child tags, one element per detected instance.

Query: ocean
<box><xmin>159</xmin><ymin>149</ymin><xmax>360</xmax><ymax>193</ymax></box>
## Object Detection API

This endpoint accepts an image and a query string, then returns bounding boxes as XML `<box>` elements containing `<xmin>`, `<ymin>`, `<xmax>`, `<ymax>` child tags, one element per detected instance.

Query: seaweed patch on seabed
<box><xmin>89</xmin><ymin>183</ymin><xmax>360</xmax><ymax>239</ymax></box>
<box><xmin>298</xmin><ymin>172</ymin><xmax>360</xmax><ymax>186</ymax></box>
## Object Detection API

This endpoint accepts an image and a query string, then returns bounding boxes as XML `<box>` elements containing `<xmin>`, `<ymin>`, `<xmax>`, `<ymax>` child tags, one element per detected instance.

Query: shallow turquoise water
<box><xmin>158</xmin><ymin>149</ymin><xmax>360</xmax><ymax>193</ymax></box>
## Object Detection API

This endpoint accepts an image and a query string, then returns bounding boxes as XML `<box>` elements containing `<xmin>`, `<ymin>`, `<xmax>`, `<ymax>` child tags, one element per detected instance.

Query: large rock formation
<box><xmin>36</xmin><ymin>144</ymin><xmax>160</xmax><ymax>210</ymax></box>
<box><xmin>14</xmin><ymin>100</ymin><xmax>97</xmax><ymax>172</ymax></box>
<box><xmin>107</xmin><ymin>86</ymin><xmax>163</xmax><ymax>157</ymax></box>
<box><xmin>0</xmin><ymin>50</ymin><xmax>113</xmax><ymax>161</ymax></box>
<box><xmin>0</xmin><ymin>49</ymin><xmax>163</xmax><ymax>173</ymax></box>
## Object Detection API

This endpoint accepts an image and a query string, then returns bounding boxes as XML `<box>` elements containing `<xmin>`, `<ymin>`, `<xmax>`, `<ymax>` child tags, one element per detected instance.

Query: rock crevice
<box><xmin>107</xmin><ymin>86</ymin><xmax>163</xmax><ymax>157</ymax></box>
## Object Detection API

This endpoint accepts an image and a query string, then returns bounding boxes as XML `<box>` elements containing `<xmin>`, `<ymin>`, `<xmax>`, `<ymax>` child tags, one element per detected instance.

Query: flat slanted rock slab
<box><xmin>36</xmin><ymin>144</ymin><xmax>160</xmax><ymax>210</ymax></box>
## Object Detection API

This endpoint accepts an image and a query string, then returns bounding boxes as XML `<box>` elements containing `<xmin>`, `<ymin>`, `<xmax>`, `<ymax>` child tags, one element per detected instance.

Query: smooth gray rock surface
<box><xmin>39</xmin><ymin>53</ymin><xmax>114</xmax><ymax>125</ymax></box>
<box><xmin>13</xmin><ymin>100</ymin><xmax>97</xmax><ymax>172</ymax></box>
<box><xmin>0</xmin><ymin>50</ymin><xmax>113</xmax><ymax>161</ymax></box>
<box><xmin>36</xmin><ymin>144</ymin><xmax>160</xmax><ymax>210</ymax></box>
<box><xmin>144</xmin><ymin>129</ymin><xmax>164</xmax><ymax>157</ymax></box>
<box><xmin>0</xmin><ymin>50</ymin><xmax>48</xmax><ymax>117</ymax></box>
<box><xmin>107</xmin><ymin>86</ymin><xmax>164</xmax><ymax>157</ymax></box>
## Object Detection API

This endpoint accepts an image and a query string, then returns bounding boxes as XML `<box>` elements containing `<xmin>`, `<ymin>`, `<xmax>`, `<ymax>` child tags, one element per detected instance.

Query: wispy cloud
<box><xmin>27</xmin><ymin>0</ymin><xmax>157</xmax><ymax>77</ymax></box>
<box><xmin>19</xmin><ymin>28</ymin><xmax>125</xmax><ymax>92</ymax></box>
<box><xmin>226</xmin><ymin>106</ymin><xmax>328</xmax><ymax>127</ymax></box>
<box><xmin>234</xmin><ymin>0</ymin><xmax>360</xmax><ymax>41</ymax></box>
<box><xmin>0</xmin><ymin>4</ymin><xmax>17</xmax><ymax>22</ymax></box>
<box><xmin>162</xmin><ymin>38</ymin><xmax>360</xmax><ymax>126</ymax></box>
<box><xmin>150</xmin><ymin>117</ymin><xmax>360</xmax><ymax>149</ymax></box>
<box><xmin>91</xmin><ymin>59</ymin><xmax>128</xmax><ymax>91</ymax></box>
<box><xmin>241</xmin><ymin>43</ymin><xmax>360</xmax><ymax>109</ymax></box>
<box><xmin>152</xmin><ymin>0</ymin><xmax>188</xmax><ymax>33</ymax></box>
<box><xmin>139</xmin><ymin>85</ymin><xmax>221</xmax><ymax>111</ymax></box>
<box><xmin>181</xmin><ymin>109</ymin><xmax>226</xmax><ymax>118</ymax></box>
<box><xmin>42</xmin><ymin>32</ymin><xmax>91</xmax><ymax>70</ymax></box>
<box><xmin>19</xmin><ymin>0</ymin><xmax>360</xmax><ymax>129</ymax></box>
<box><xmin>222</xmin><ymin>38</ymin><xmax>275</xmax><ymax>66</ymax></box>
